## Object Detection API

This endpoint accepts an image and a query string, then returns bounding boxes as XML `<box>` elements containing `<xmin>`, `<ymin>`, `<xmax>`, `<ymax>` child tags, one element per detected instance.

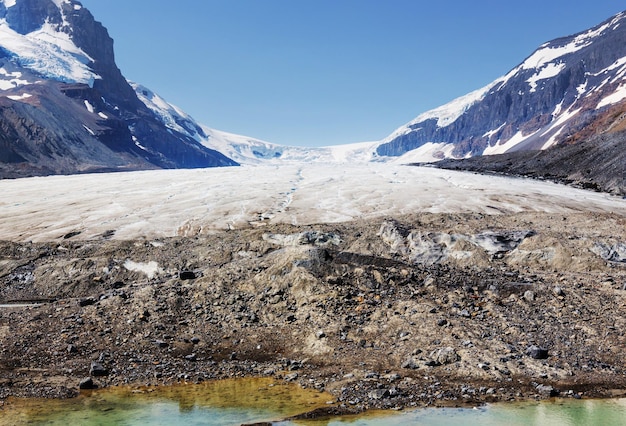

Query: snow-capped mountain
<box><xmin>377</xmin><ymin>11</ymin><xmax>626</xmax><ymax>160</ymax></box>
<box><xmin>0</xmin><ymin>0</ymin><xmax>236</xmax><ymax>178</ymax></box>
<box><xmin>0</xmin><ymin>0</ymin><xmax>351</xmax><ymax>175</ymax></box>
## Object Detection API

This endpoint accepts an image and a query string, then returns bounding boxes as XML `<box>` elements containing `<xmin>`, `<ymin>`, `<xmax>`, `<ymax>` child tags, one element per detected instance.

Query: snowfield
<box><xmin>0</xmin><ymin>164</ymin><xmax>624</xmax><ymax>242</ymax></box>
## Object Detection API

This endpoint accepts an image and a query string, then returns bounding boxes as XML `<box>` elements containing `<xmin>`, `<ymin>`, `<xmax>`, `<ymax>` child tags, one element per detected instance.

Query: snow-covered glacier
<box><xmin>0</xmin><ymin>164</ymin><xmax>623</xmax><ymax>242</ymax></box>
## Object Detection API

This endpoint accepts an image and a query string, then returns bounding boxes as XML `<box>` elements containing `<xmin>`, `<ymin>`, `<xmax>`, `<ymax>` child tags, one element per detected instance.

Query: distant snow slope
<box><xmin>132</xmin><ymin>81</ymin><xmax>385</xmax><ymax>164</ymax></box>
<box><xmin>0</xmin><ymin>165</ymin><xmax>623</xmax><ymax>242</ymax></box>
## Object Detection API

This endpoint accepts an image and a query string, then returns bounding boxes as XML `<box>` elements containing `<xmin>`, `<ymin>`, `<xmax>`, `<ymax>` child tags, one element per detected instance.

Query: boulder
<box><xmin>179</xmin><ymin>271</ymin><xmax>197</xmax><ymax>280</ymax></box>
<box><xmin>536</xmin><ymin>384</ymin><xmax>559</xmax><ymax>397</ymax></box>
<box><xmin>79</xmin><ymin>377</ymin><xmax>96</xmax><ymax>390</ymax></box>
<box><xmin>430</xmin><ymin>347</ymin><xmax>460</xmax><ymax>365</ymax></box>
<box><xmin>526</xmin><ymin>345</ymin><xmax>549</xmax><ymax>360</ymax></box>
<box><xmin>89</xmin><ymin>361</ymin><xmax>108</xmax><ymax>377</ymax></box>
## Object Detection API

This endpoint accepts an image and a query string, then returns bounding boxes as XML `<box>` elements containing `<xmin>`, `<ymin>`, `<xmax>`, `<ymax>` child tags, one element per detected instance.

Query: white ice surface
<box><xmin>0</xmin><ymin>164</ymin><xmax>623</xmax><ymax>242</ymax></box>
<box><xmin>6</xmin><ymin>92</ymin><xmax>31</xmax><ymax>101</ymax></box>
<box><xmin>0</xmin><ymin>17</ymin><xmax>97</xmax><ymax>87</ymax></box>
<box><xmin>388</xmin><ymin>142</ymin><xmax>458</xmax><ymax>164</ymax></box>
<box><xmin>123</xmin><ymin>260</ymin><xmax>161</xmax><ymax>279</ymax></box>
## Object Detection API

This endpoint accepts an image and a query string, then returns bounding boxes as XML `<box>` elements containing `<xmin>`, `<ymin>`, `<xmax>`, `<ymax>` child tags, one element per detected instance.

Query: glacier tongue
<box><xmin>0</xmin><ymin>164</ymin><xmax>623</xmax><ymax>242</ymax></box>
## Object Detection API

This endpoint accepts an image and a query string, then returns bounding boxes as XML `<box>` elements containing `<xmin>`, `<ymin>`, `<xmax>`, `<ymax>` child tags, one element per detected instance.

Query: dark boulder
<box><xmin>89</xmin><ymin>361</ymin><xmax>108</xmax><ymax>377</ymax></box>
<box><xmin>79</xmin><ymin>377</ymin><xmax>96</xmax><ymax>390</ymax></box>
<box><xmin>526</xmin><ymin>345</ymin><xmax>549</xmax><ymax>360</ymax></box>
<box><xmin>179</xmin><ymin>271</ymin><xmax>197</xmax><ymax>280</ymax></box>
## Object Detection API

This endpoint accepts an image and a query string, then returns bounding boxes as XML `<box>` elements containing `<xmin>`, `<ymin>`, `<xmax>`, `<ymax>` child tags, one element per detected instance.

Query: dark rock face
<box><xmin>0</xmin><ymin>0</ymin><xmax>237</xmax><ymax>178</ymax></box>
<box><xmin>0</xmin><ymin>82</ymin><xmax>145</xmax><ymax>177</ymax></box>
<box><xmin>5</xmin><ymin>0</ymin><xmax>62</xmax><ymax>35</ymax></box>
<box><xmin>58</xmin><ymin>1</ymin><xmax>143</xmax><ymax>113</ymax></box>
<box><xmin>378</xmin><ymin>11</ymin><xmax>626</xmax><ymax>163</ymax></box>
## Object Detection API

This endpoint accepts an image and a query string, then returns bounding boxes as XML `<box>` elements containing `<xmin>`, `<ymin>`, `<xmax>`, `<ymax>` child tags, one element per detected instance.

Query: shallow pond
<box><xmin>1</xmin><ymin>378</ymin><xmax>625</xmax><ymax>425</ymax></box>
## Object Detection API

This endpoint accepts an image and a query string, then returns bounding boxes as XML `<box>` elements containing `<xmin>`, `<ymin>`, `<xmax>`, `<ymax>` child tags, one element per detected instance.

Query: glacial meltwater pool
<box><xmin>1</xmin><ymin>378</ymin><xmax>625</xmax><ymax>425</ymax></box>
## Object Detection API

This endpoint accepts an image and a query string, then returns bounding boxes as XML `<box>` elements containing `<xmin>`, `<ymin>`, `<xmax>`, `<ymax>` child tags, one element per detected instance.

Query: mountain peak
<box><xmin>1</xmin><ymin>0</ymin><xmax>62</xmax><ymax>35</ymax></box>
<box><xmin>0</xmin><ymin>0</ymin><xmax>97</xmax><ymax>87</ymax></box>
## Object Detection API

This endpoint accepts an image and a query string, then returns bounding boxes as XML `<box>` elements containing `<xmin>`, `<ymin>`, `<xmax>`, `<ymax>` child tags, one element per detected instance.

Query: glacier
<box><xmin>0</xmin><ymin>164</ymin><xmax>623</xmax><ymax>242</ymax></box>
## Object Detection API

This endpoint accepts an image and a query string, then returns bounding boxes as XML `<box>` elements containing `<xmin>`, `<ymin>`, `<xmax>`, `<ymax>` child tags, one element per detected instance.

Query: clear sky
<box><xmin>79</xmin><ymin>1</ymin><xmax>623</xmax><ymax>147</ymax></box>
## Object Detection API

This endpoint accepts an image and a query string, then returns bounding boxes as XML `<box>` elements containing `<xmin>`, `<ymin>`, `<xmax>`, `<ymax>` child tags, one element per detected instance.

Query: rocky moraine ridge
<box><xmin>0</xmin><ymin>211</ymin><xmax>625</xmax><ymax>416</ymax></box>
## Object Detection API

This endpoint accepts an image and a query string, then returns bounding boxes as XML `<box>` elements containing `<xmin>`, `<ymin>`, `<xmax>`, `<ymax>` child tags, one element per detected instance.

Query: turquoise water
<box><xmin>278</xmin><ymin>399</ymin><xmax>626</xmax><ymax>425</ymax></box>
<box><xmin>2</xmin><ymin>379</ymin><xmax>625</xmax><ymax>425</ymax></box>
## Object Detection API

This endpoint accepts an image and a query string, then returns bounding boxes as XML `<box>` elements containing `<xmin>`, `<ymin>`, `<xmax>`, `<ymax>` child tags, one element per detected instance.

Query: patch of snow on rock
<box><xmin>527</xmin><ymin>62</ymin><xmax>566</xmax><ymax>92</ymax></box>
<box><xmin>597</xmin><ymin>84</ymin><xmax>626</xmax><ymax>109</ymax></box>
<box><xmin>123</xmin><ymin>260</ymin><xmax>161</xmax><ymax>279</ymax></box>
<box><xmin>6</xmin><ymin>92</ymin><xmax>31</xmax><ymax>101</ymax></box>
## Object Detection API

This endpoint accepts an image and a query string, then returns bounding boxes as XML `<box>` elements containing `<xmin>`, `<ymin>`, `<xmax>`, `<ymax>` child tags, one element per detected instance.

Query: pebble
<box><xmin>401</xmin><ymin>358</ymin><xmax>420</xmax><ymax>370</ymax></box>
<box><xmin>523</xmin><ymin>291</ymin><xmax>535</xmax><ymax>302</ymax></box>
<box><xmin>78</xmin><ymin>297</ymin><xmax>96</xmax><ymax>307</ymax></box>
<box><xmin>284</xmin><ymin>373</ymin><xmax>299</xmax><ymax>382</ymax></box>
<box><xmin>430</xmin><ymin>347</ymin><xmax>459</xmax><ymax>365</ymax></box>
<box><xmin>368</xmin><ymin>389</ymin><xmax>390</xmax><ymax>400</ymax></box>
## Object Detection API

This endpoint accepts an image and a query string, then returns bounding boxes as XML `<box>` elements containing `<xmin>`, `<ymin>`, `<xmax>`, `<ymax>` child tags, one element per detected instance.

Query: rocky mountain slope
<box><xmin>433</xmin><ymin>129</ymin><xmax>626</xmax><ymax>196</ymax></box>
<box><xmin>377</xmin><ymin>10</ymin><xmax>626</xmax><ymax>163</ymax></box>
<box><xmin>0</xmin><ymin>0</ymin><xmax>236</xmax><ymax>178</ymax></box>
<box><xmin>428</xmin><ymin>100</ymin><xmax>626</xmax><ymax>196</ymax></box>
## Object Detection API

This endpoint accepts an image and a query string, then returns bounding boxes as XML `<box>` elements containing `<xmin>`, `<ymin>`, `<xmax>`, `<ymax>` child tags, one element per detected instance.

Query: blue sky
<box><xmin>79</xmin><ymin>1</ymin><xmax>623</xmax><ymax>147</ymax></box>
